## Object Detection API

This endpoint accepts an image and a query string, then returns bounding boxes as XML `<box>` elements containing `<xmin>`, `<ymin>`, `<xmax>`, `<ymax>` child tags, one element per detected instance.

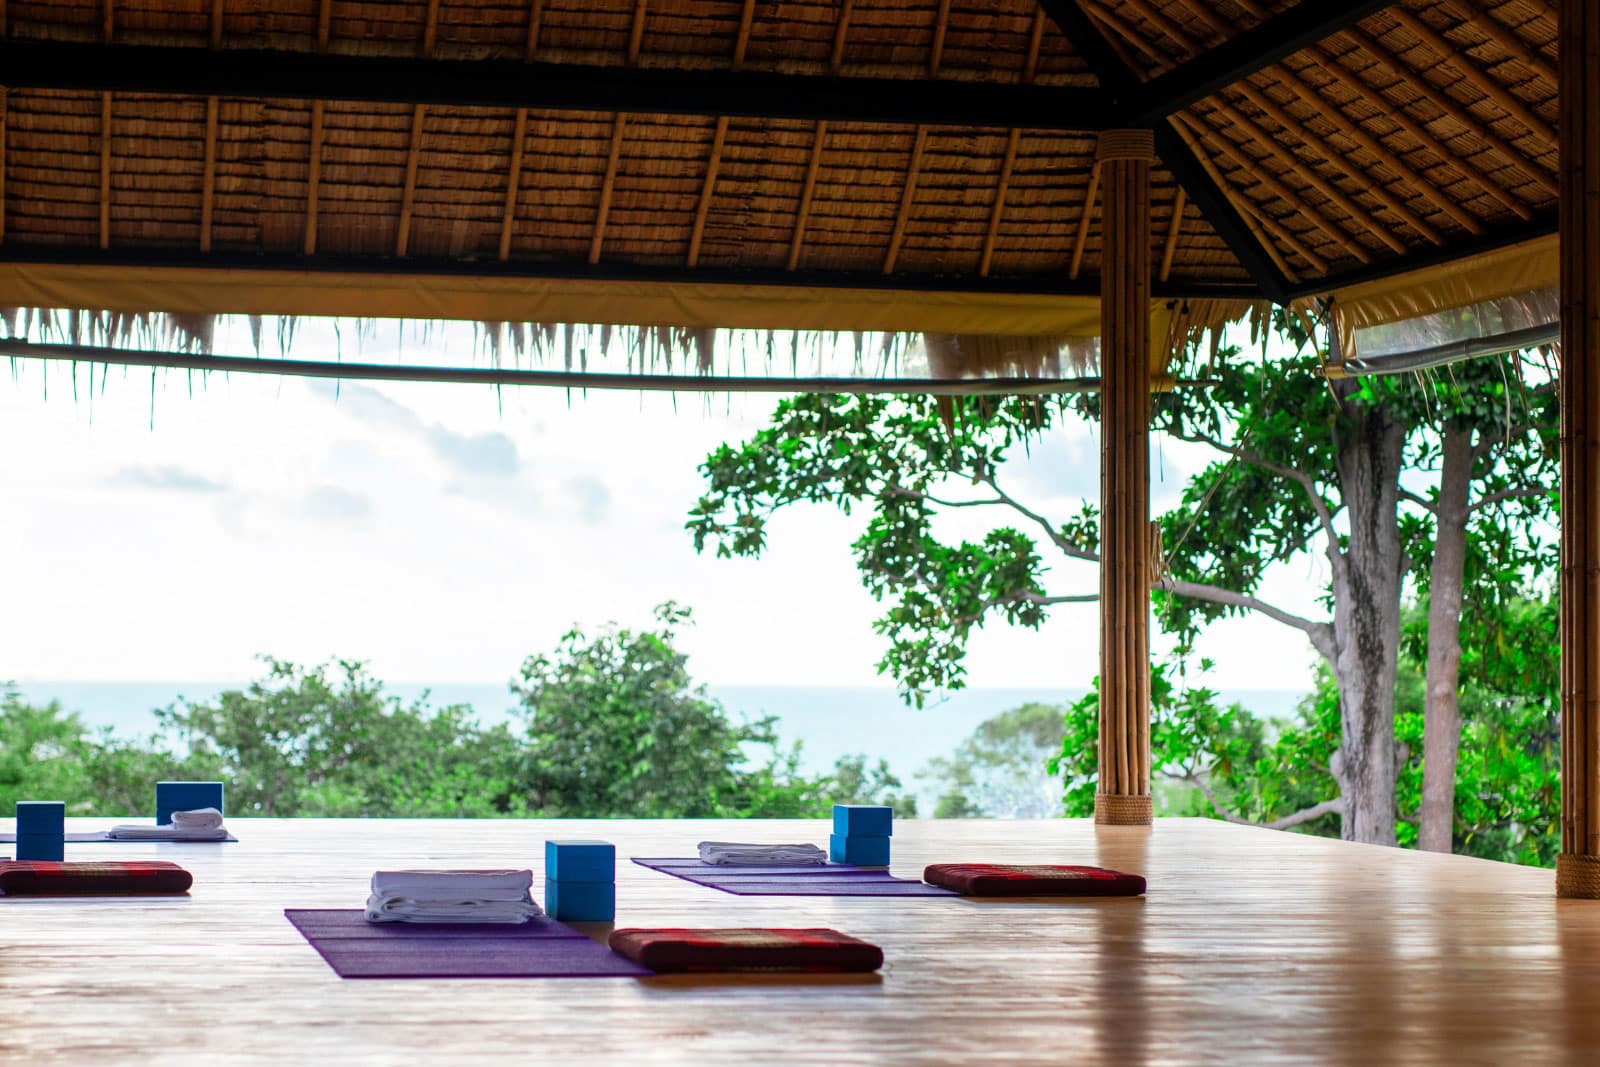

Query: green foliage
<box><xmin>921</xmin><ymin>702</ymin><xmax>1064</xmax><ymax>818</ymax></box>
<box><xmin>689</xmin><ymin>392</ymin><xmax>1087</xmax><ymax>703</ymax></box>
<box><xmin>1</xmin><ymin>605</ymin><xmax>913</xmax><ymax>821</ymax></box>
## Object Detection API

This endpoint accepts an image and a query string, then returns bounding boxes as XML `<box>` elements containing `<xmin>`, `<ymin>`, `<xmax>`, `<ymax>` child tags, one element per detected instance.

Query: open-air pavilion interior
<box><xmin>1</xmin><ymin>0</ymin><xmax>1599</xmax><ymax>1062</ymax></box>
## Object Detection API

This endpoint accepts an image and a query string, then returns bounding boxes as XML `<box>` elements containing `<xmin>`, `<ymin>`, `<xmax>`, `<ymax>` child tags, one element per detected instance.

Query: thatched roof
<box><xmin>0</xmin><ymin>0</ymin><xmax>1562</xmax><ymax>368</ymax></box>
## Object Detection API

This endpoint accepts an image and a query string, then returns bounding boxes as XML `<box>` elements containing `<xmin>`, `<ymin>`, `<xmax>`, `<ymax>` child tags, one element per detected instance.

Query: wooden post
<box><xmin>1558</xmin><ymin>0</ymin><xmax>1600</xmax><ymax>899</ymax></box>
<box><xmin>1095</xmin><ymin>128</ymin><xmax>1155</xmax><ymax>827</ymax></box>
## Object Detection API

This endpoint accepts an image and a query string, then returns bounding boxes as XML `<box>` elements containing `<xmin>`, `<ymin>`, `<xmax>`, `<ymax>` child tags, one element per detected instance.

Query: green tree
<box><xmin>920</xmin><ymin>702</ymin><xmax>1064</xmax><ymax>818</ymax></box>
<box><xmin>159</xmin><ymin>659</ymin><xmax>527</xmax><ymax>817</ymax></box>
<box><xmin>690</xmin><ymin>322</ymin><xmax>1556</xmax><ymax>846</ymax></box>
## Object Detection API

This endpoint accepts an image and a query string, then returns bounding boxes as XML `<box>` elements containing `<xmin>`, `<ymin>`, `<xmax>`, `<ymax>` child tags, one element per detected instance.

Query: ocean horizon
<box><xmin>9</xmin><ymin>680</ymin><xmax>1310</xmax><ymax>813</ymax></box>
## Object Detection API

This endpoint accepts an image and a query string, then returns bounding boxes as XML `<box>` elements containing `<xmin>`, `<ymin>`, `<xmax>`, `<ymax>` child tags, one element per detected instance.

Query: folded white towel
<box><xmin>106</xmin><ymin>807</ymin><xmax>230</xmax><ymax>841</ymax></box>
<box><xmin>697</xmin><ymin>841</ymin><xmax>828</xmax><ymax>866</ymax></box>
<box><xmin>364</xmin><ymin>869</ymin><xmax>545</xmax><ymax>925</ymax></box>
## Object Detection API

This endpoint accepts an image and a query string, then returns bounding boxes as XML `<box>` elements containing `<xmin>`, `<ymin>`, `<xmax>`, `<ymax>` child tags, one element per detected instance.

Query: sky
<box><xmin>0</xmin><ymin>317</ymin><xmax>1327</xmax><ymax>691</ymax></box>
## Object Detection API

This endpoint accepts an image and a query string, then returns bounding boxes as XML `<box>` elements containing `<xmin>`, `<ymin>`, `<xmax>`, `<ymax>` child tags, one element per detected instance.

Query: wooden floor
<box><xmin>1</xmin><ymin>817</ymin><xmax>1597</xmax><ymax>1066</ymax></box>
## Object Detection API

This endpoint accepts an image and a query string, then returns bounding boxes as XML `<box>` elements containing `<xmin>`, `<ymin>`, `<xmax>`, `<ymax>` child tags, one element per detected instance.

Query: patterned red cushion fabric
<box><xmin>609</xmin><ymin>927</ymin><xmax>883</xmax><ymax>973</ymax></box>
<box><xmin>0</xmin><ymin>860</ymin><xmax>194</xmax><ymax>896</ymax></box>
<box><xmin>923</xmin><ymin>863</ymin><xmax>1145</xmax><ymax>897</ymax></box>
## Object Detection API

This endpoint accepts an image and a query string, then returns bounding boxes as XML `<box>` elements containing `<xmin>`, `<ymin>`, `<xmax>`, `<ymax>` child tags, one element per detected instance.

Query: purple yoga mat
<box><xmin>0</xmin><ymin>832</ymin><xmax>237</xmax><ymax>844</ymax></box>
<box><xmin>631</xmin><ymin>857</ymin><xmax>959</xmax><ymax>897</ymax></box>
<box><xmin>284</xmin><ymin>909</ymin><xmax>654</xmax><ymax>979</ymax></box>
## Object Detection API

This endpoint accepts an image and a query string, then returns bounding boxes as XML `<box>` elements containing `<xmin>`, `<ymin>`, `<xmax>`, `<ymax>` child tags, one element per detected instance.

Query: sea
<box><xmin>11</xmin><ymin>682</ymin><xmax>1308</xmax><ymax>814</ymax></box>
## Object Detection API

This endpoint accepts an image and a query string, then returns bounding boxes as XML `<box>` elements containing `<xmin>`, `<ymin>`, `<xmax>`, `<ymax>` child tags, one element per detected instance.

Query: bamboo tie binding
<box><xmin>1556</xmin><ymin>854</ymin><xmax>1600</xmax><ymax>899</ymax></box>
<box><xmin>1094</xmin><ymin>793</ymin><xmax>1153</xmax><ymax>826</ymax></box>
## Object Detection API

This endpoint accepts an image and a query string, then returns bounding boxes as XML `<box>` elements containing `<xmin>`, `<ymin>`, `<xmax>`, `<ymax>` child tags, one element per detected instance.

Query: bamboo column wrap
<box><xmin>1095</xmin><ymin>128</ymin><xmax>1155</xmax><ymax>828</ymax></box>
<box><xmin>1558</xmin><ymin>0</ymin><xmax>1600</xmax><ymax>899</ymax></box>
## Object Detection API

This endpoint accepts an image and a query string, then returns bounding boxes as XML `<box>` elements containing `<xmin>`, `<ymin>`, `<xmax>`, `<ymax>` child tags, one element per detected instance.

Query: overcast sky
<box><xmin>0</xmin><ymin>318</ymin><xmax>1326</xmax><ymax>691</ymax></box>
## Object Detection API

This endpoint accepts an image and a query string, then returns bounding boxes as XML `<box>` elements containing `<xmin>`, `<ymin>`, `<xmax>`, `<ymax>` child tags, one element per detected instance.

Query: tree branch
<box><xmin>1400</xmin><ymin>488</ymin><xmax>1437</xmax><ymax>514</ymax></box>
<box><xmin>1185</xmin><ymin>772</ymin><xmax>1345</xmax><ymax>831</ymax></box>
<box><xmin>1468</xmin><ymin>486</ymin><xmax>1551</xmax><ymax>513</ymax></box>
<box><xmin>970</xmin><ymin>470</ymin><xmax>1098</xmax><ymax>562</ymax></box>
<box><xmin>1168</xmin><ymin>425</ymin><xmax>1346</xmax><ymax>584</ymax></box>
<box><xmin>1158</xmin><ymin>576</ymin><xmax>1337</xmax><ymax>661</ymax></box>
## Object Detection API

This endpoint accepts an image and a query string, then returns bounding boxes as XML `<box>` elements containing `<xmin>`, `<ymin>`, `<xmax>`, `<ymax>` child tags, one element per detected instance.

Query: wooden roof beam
<box><xmin>210</xmin><ymin>0</ymin><xmax>224</xmax><ymax>47</ymax></box>
<box><xmin>1159</xmin><ymin>187</ymin><xmax>1185</xmax><ymax>283</ymax></box>
<box><xmin>786</xmin><ymin>121</ymin><xmax>827</xmax><ymax>271</ymax></box>
<box><xmin>732</xmin><ymin>0</ymin><xmax>755</xmax><ymax>66</ymax></box>
<box><xmin>830</xmin><ymin>0</ymin><xmax>854</xmax><ymax>73</ymax></box>
<box><xmin>882</xmin><ymin>126</ymin><xmax>929</xmax><ymax>274</ymax></box>
<box><xmin>396</xmin><ymin>105</ymin><xmax>426</xmax><ymax>257</ymax></box>
<box><xmin>498</xmin><ymin>108</ymin><xmax>529</xmax><ymax>261</ymax></box>
<box><xmin>686</xmin><ymin>116</ymin><xmax>728</xmax><ymax>268</ymax></box>
<box><xmin>1067</xmin><ymin>161</ymin><xmax>1100</xmax><ymax>281</ymax></box>
<box><xmin>525</xmin><ymin>0</ymin><xmax>543</xmax><ymax>61</ymax></box>
<box><xmin>1116</xmin><ymin>0</ymin><xmax>1395</xmax><ymax>124</ymax></box>
<box><xmin>0</xmin><ymin>40</ymin><xmax>1109</xmax><ymax>133</ymax></box>
<box><xmin>628</xmin><ymin>0</ymin><xmax>647</xmax><ymax>65</ymax></box>
<box><xmin>978</xmin><ymin>128</ymin><xmax>1020</xmax><ymax>277</ymax></box>
<box><xmin>589</xmin><ymin>113</ymin><xmax>626</xmax><ymax>265</ymax></box>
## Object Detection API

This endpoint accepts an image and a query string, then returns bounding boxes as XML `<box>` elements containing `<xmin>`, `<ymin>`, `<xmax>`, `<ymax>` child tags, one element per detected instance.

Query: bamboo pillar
<box><xmin>1558</xmin><ymin>0</ymin><xmax>1600</xmax><ymax>899</ymax></box>
<box><xmin>1095</xmin><ymin>128</ymin><xmax>1155</xmax><ymax>827</ymax></box>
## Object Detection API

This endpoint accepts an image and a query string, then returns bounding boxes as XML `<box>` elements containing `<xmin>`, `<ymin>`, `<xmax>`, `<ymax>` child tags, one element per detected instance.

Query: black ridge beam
<box><xmin>1034</xmin><ymin>0</ymin><xmax>1136</xmax><ymax>94</ymax></box>
<box><xmin>1282</xmin><ymin>211</ymin><xmax>1557</xmax><ymax>301</ymax></box>
<box><xmin>0</xmin><ymin>40</ymin><xmax>1108</xmax><ymax>133</ymax></box>
<box><xmin>0</xmin><ymin>243</ymin><xmax>1266</xmax><ymax>302</ymax></box>
<box><xmin>1117</xmin><ymin>0</ymin><xmax>1397</xmax><ymax>124</ymax></box>
<box><xmin>1035</xmin><ymin>1</ymin><xmax>1291</xmax><ymax>301</ymax></box>
<box><xmin>1152</xmin><ymin>125</ymin><xmax>1288</xmax><ymax>304</ymax></box>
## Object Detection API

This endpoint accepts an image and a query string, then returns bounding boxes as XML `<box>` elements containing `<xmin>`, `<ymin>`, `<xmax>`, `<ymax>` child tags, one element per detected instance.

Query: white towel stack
<box><xmin>106</xmin><ymin>807</ymin><xmax>230</xmax><ymax>841</ymax></box>
<box><xmin>364</xmin><ymin>869</ymin><xmax>545</xmax><ymax>925</ymax></box>
<box><xmin>697</xmin><ymin>841</ymin><xmax>828</xmax><ymax>866</ymax></box>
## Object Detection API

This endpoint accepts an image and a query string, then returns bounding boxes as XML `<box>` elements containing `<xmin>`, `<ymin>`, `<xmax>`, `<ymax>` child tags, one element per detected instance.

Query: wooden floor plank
<box><xmin>0</xmin><ymin>818</ymin><xmax>1590</xmax><ymax>1065</ymax></box>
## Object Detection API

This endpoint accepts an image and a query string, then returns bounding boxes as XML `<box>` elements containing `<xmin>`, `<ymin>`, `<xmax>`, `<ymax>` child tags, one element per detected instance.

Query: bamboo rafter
<box><xmin>525</xmin><ymin>0</ymin><xmax>543</xmax><ymax>60</ymax></box>
<box><xmin>421</xmin><ymin>0</ymin><xmax>441</xmax><ymax>57</ymax></box>
<box><xmin>1082</xmin><ymin>1</ymin><xmax>1166</xmax><ymax>70</ymax></box>
<box><xmin>1230</xmin><ymin>80</ymin><xmax>1442</xmax><ymax>246</ymax></box>
<box><xmin>498</xmin><ymin>108</ymin><xmax>528</xmax><ymax>261</ymax></box>
<box><xmin>305</xmin><ymin>101</ymin><xmax>324</xmax><ymax>256</ymax></box>
<box><xmin>199</xmin><ymin>96</ymin><xmax>218</xmax><ymax>253</ymax></box>
<box><xmin>99</xmin><ymin>93</ymin><xmax>112</xmax><ymax>250</ymax></box>
<box><xmin>929</xmin><ymin>0</ymin><xmax>952</xmax><ymax>76</ymax></box>
<box><xmin>1174</xmin><ymin>112</ymin><xmax>1348</xmax><ymax>270</ymax></box>
<box><xmin>1302</xmin><ymin>49</ymin><xmax>1533</xmax><ymax>220</ymax></box>
<box><xmin>787</xmin><ymin>121</ymin><xmax>827</xmax><ymax>271</ymax></box>
<box><xmin>979</xmin><ymin>129</ymin><xmax>1020</xmax><ymax>278</ymax></box>
<box><xmin>733</xmin><ymin>0</ymin><xmax>755</xmax><ymax>66</ymax></box>
<box><xmin>1386</xmin><ymin>8</ymin><xmax>1556</xmax><ymax>150</ymax></box>
<box><xmin>1338</xmin><ymin>25</ymin><xmax>1557</xmax><ymax>195</ymax></box>
<box><xmin>687</xmin><ymin>116</ymin><xmax>729</xmax><ymax>267</ymax></box>
<box><xmin>1068</xmin><ymin>162</ymin><xmax>1100</xmax><ymax>281</ymax></box>
<box><xmin>0</xmin><ymin>88</ymin><xmax>7</xmax><ymax>246</ymax></box>
<box><xmin>1208</xmin><ymin>97</ymin><xmax>1405</xmax><ymax>256</ymax></box>
<box><xmin>831</xmin><ymin>0</ymin><xmax>854</xmax><ymax>72</ymax></box>
<box><xmin>1262</xmin><ymin>67</ymin><xmax>1482</xmax><ymax>235</ymax></box>
<box><xmin>590</xmin><ymin>113</ymin><xmax>627</xmax><ymax>264</ymax></box>
<box><xmin>1444</xmin><ymin>0</ymin><xmax>1556</xmax><ymax>85</ymax></box>
<box><xmin>1169</xmin><ymin>116</ymin><xmax>1310</xmax><ymax>279</ymax></box>
<box><xmin>1159</xmin><ymin>187</ymin><xmax>1185</xmax><ymax>283</ymax></box>
<box><xmin>317</xmin><ymin>0</ymin><xmax>331</xmax><ymax>52</ymax></box>
<box><xmin>210</xmin><ymin>0</ymin><xmax>223</xmax><ymax>47</ymax></box>
<box><xmin>628</xmin><ymin>0</ymin><xmax>647</xmax><ymax>64</ymax></box>
<box><xmin>396</xmin><ymin>105</ymin><xmax>427</xmax><ymax>257</ymax></box>
<box><xmin>1024</xmin><ymin>9</ymin><xmax>1045</xmax><ymax>82</ymax></box>
<box><xmin>883</xmin><ymin>126</ymin><xmax>929</xmax><ymax>274</ymax></box>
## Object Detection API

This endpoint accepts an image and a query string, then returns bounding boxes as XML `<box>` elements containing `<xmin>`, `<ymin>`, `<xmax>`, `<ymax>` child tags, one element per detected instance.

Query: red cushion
<box><xmin>609</xmin><ymin>927</ymin><xmax>883</xmax><ymax>973</ymax></box>
<box><xmin>923</xmin><ymin>863</ymin><xmax>1145</xmax><ymax>897</ymax></box>
<box><xmin>0</xmin><ymin>860</ymin><xmax>194</xmax><ymax>896</ymax></box>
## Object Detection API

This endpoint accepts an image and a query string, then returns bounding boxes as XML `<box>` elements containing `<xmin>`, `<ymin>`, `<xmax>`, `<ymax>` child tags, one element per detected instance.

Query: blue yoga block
<box><xmin>156</xmin><ymin>781</ymin><xmax>224</xmax><ymax>825</ymax></box>
<box><xmin>830</xmin><ymin>833</ymin><xmax>891</xmax><ymax>867</ymax></box>
<box><xmin>17</xmin><ymin>834</ymin><xmax>64</xmax><ymax>862</ymax></box>
<box><xmin>832</xmin><ymin>804</ymin><xmax>893</xmax><ymax>837</ymax></box>
<box><xmin>544</xmin><ymin>878</ymin><xmax>615</xmax><ymax>922</ymax></box>
<box><xmin>544</xmin><ymin>840</ymin><xmax>615</xmax><ymax>881</ymax></box>
<box><xmin>16</xmin><ymin>801</ymin><xmax>65</xmax><ymax>837</ymax></box>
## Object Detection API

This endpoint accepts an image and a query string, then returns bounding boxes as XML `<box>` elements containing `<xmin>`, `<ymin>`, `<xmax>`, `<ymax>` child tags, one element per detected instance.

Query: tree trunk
<box><xmin>1419</xmin><ymin>427</ymin><xmax>1473</xmax><ymax>852</ymax></box>
<box><xmin>1329</xmin><ymin>382</ymin><xmax>1406</xmax><ymax>845</ymax></box>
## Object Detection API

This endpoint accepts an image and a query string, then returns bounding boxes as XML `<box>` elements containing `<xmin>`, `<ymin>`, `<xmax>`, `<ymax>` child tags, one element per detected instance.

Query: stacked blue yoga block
<box><xmin>544</xmin><ymin>840</ymin><xmax>615</xmax><ymax>921</ymax></box>
<box><xmin>16</xmin><ymin>801</ymin><xmax>66</xmax><ymax>862</ymax></box>
<box><xmin>156</xmin><ymin>781</ymin><xmax>224</xmax><ymax>825</ymax></box>
<box><xmin>831</xmin><ymin>804</ymin><xmax>893</xmax><ymax>867</ymax></box>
